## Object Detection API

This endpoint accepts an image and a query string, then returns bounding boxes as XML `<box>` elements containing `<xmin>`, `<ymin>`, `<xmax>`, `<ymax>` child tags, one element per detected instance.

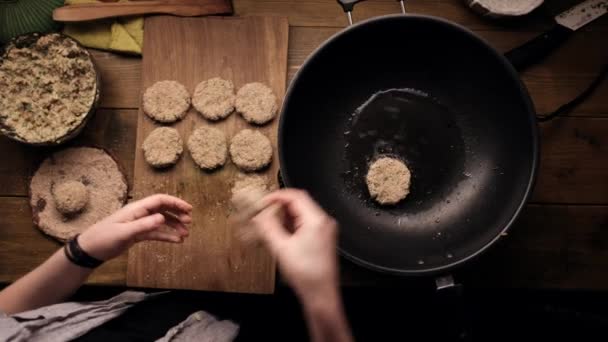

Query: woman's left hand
<box><xmin>78</xmin><ymin>194</ymin><xmax>193</xmax><ymax>261</ymax></box>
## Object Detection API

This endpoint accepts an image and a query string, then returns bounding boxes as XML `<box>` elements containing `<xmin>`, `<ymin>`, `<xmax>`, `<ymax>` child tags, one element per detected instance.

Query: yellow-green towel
<box><xmin>62</xmin><ymin>0</ymin><xmax>143</xmax><ymax>55</ymax></box>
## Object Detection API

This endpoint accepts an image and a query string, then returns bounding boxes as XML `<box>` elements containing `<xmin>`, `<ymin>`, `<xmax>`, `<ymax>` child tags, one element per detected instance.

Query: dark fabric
<box><xmin>69</xmin><ymin>285</ymin><xmax>608</xmax><ymax>342</ymax></box>
<box><xmin>76</xmin><ymin>288</ymin><xmax>309</xmax><ymax>342</ymax></box>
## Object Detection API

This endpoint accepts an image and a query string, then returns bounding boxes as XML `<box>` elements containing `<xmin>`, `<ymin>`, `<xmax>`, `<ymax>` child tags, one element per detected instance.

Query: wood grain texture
<box><xmin>0</xmin><ymin>109</ymin><xmax>137</xmax><ymax>197</ymax></box>
<box><xmin>0</xmin><ymin>197</ymin><xmax>126</xmax><ymax>285</ymax></box>
<box><xmin>91</xmin><ymin>27</ymin><xmax>608</xmax><ymax>116</ymax></box>
<box><xmin>92</xmin><ymin>51</ymin><xmax>142</xmax><ymax>109</ymax></box>
<box><xmin>286</xmin><ymin>27</ymin><xmax>608</xmax><ymax>116</ymax></box>
<box><xmin>1</xmin><ymin>0</ymin><xmax>608</xmax><ymax>290</ymax></box>
<box><xmin>126</xmin><ymin>16</ymin><xmax>288</xmax><ymax>293</ymax></box>
<box><xmin>233</xmin><ymin>0</ymin><xmax>608</xmax><ymax>30</ymax></box>
<box><xmin>461</xmin><ymin>205</ymin><xmax>608</xmax><ymax>290</ymax></box>
<box><xmin>532</xmin><ymin>118</ymin><xmax>608</xmax><ymax>204</ymax></box>
<box><xmin>53</xmin><ymin>0</ymin><xmax>233</xmax><ymax>22</ymax></box>
<box><xmin>2</xmin><ymin>116</ymin><xmax>607</xmax><ymax>204</ymax></box>
<box><xmin>3</xmin><ymin>196</ymin><xmax>608</xmax><ymax>290</ymax></box>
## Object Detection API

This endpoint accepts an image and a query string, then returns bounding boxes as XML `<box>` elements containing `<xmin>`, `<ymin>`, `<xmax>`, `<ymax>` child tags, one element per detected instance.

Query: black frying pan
<box><xmin>278</xmin><ymin>3</ymin><xmax>539</xmax><ymax>275</ymax></box>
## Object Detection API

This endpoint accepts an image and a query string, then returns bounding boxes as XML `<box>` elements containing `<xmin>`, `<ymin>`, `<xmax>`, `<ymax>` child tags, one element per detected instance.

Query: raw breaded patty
<box><xmin>142</xmin><ymin>127</ymin><xmax>183</xmax><ymax>168</ymax></box>
<box><xmin>235</xmin><ymin>82</ymin><xmax>278</xmax><ymax>125</ymax></box>
<box><xmin>230</xmin><ymin>129</ymin><xmax>273</xmax><ymax>171</ymax></box>
<box><xmin>187</xmin><ymin>126</ymin><xmax>227</xmax><ymax>170</ymax></box>
<box><xmin>366</xmin><ymin>157</ymin><xmax>411</xmax><ymax>205</ymax></box>
<box><xmin>143</xmin><ymin>80</ymin><xmax>190</xmax><ymax>123</ymax></box>
<box><xmin>193</xmin><ymin>77</ymin><xmax>235</xmax><ymax>121</ymax></box>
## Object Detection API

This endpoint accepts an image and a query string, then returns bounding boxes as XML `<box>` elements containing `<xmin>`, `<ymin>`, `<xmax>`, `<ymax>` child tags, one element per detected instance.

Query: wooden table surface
<box><xmin>1</xmin><ymin>0</ymin><xmax>607</xmax><ymax>290</ymax></box>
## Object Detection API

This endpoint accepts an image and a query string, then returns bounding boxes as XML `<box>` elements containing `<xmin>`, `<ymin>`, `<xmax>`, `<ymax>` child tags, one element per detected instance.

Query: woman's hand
<box><xmin>248</xmin><ymin>189</ymin><xmax>353</xmax><ymax>342</ymax></box>
<box><xmin>249</xmin><ymin>189</ymin><xmax>339</xmax><ymax>302</ymax></box>
<box><xmin>0</xmin><ymin>194</ymin><xmax>192</xmax><ymax>315</ymax></box>
<box><xmin>78</xmin><ymin>194</ymin><xmax>193</xmax><ymax>261</ymax></box>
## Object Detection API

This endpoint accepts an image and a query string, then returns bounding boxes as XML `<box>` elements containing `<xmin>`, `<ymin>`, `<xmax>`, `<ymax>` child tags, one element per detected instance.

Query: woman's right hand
<box><xmin>250</xmin><ymin>189</ymin><xmax>339</xmax><ymax>302</ymax></box>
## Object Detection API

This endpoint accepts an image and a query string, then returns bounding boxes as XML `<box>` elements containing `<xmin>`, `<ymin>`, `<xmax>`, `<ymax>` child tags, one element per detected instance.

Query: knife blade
<box><xmin>556</xmin><ymin>0</ymin><xmax>607</xmax><ymax>31</ymax></box>
<box><xmin>505</xmin><ymin>0</ymin><xmax>607</xmax><ymax>71</ymax></box>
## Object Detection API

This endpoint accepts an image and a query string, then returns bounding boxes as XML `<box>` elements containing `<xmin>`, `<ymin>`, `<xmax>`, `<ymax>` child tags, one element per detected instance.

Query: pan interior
<box><xmin>279</xmin><ymin>15</ymin><xmax>537</xmax><ymax>274</ymax></box>
<box><xmin>343</xmin><ymin>88</ymin><xmax>465</xmax><ymax>213</ymax></box>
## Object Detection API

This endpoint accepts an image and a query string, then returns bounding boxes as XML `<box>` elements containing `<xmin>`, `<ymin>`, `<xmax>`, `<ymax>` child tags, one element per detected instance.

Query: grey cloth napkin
<box><xmin>0</xmin><ymin>291</ymin><xmax>155</xmax><ymax>342</ymax></box>
<box><xmin>0</xmin><ymin>290</ymin><xmax>239</xmax><ymax>342</ymax></box>
<box><xmin>155</xmin><ymin>310</ymin><xmax>239</xmax><ymax>342</ymax></box>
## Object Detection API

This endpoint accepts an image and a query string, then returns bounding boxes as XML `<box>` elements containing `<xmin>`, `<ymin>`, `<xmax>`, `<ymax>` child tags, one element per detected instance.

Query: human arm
<box><xmin>0</xmin><ymin>194</ymin><xmax>192</xmax><ymax>315</ymax></box>
<box><xmin>249</xmin><ymin>189</ymin><xmax>353</xmax><ymax>342</ymax></box>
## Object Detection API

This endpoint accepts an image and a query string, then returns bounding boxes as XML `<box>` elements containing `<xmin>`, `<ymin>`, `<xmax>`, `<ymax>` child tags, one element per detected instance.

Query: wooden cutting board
<box><xmin>126</xmin><ymin>16</ymin><xmax>288</xmax><ymax>294</ymax></box>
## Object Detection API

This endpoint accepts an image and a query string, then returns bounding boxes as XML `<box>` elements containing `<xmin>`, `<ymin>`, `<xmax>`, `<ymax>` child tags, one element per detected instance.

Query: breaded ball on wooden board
<box><xmin>29</xmin><ymin>147</ymin><xmax>128</xmax><ymax>241</ymax></box>
<box><xmin>142</xmin><ymin>127</ymin><xmax>183</xmax><ymax>168</ymax></box>
<box><xmin>52</xmin><ymin>180</ymin><xmax>89</xmax><ymax>216</ymax></box>
<box><xmin>187</xmin><ymin>126</ymin><xmax>228</xmax><ymax>170</ymax></box>
<box><xmin>235</xmin><ymin>82</ymin><xmax>278</xmax><ymax>125</ymax></box>
<box><xmin>366</xmin><ymin>157</ymin><xmax>411</xmax><ymax>205</ymax></box>
<box><xmin>143</xmin><ymin>80</ymin><xmax>191</xmax><ymax>123</ymax></box>
<box><xmin>193</xmin><ymin>77</ymin><xmax>236</xmax><ymax>121</ymax></box>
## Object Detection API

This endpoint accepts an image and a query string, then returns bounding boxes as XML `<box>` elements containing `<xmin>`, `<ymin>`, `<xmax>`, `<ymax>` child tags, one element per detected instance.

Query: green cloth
<box><xmin>0</xmin><ymin>0</ymin><xmax>64</xmax><ymax>44</ymax></box>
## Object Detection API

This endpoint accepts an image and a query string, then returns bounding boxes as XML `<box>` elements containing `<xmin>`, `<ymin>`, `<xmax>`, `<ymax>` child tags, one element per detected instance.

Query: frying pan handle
<box><xmin>504</xmin><ymin>24</ymin><xmax>572</xmax><ymax>72</ymax></box>
<box><xmin>504</xmin><ymin>25</ymin><xmax>608</xmax><ymax>122</ymax></box>
<box><xmin>435</xmin><ymin>275</ymin><xmax>472</xmax><ymax>340</ymax></box>
<box><xmin>337</xmin><ymin>0</ymin><xmax>406</xmax><ymax>25</ymax></box>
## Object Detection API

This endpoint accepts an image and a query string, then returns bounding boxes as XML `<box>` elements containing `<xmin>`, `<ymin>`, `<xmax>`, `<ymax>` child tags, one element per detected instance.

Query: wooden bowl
<box><xmin>0</xmin><ymin>32</ymin><xmax>101</xmax><ymax>146</ymax></box>
<box><xmin>464</xmin><ymin>0</ymin><xmax>544</xmax><ymax>18</ymax></box>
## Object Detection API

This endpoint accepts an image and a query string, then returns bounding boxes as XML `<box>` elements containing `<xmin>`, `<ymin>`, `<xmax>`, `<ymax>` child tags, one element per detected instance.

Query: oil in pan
<box><xmin>341</xmin><ymin>88</ymin><xmax>466</xmax><ymax>217</ymax></box>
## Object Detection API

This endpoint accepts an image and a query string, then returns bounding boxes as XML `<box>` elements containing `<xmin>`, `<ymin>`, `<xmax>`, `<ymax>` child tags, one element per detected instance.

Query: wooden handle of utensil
<box><xmin>53</xmin><ymin>0</ymin><xmax>233</xmax><ymax>22</ymax></box>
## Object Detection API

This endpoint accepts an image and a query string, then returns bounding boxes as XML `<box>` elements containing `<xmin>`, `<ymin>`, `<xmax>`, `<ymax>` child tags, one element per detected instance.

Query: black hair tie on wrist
<box><xmin>64</xmin><ymin>234</ymin><xmax>104</xmax><ymax>268</ymax></box>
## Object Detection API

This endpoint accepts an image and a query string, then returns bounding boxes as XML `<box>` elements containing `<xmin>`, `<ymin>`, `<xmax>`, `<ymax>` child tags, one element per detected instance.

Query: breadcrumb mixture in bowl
<box><xmin>0</xmin><ymin>33</ymin><xmax>99</xmax><ymax>145</ymax></box>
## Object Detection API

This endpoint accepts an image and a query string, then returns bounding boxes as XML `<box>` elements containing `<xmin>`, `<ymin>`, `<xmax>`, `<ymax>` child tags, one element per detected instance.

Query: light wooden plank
<box><xmin>127</xmin><ymin>16</ymin><xmax>288</xmax><ymax>294</ymax></box>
